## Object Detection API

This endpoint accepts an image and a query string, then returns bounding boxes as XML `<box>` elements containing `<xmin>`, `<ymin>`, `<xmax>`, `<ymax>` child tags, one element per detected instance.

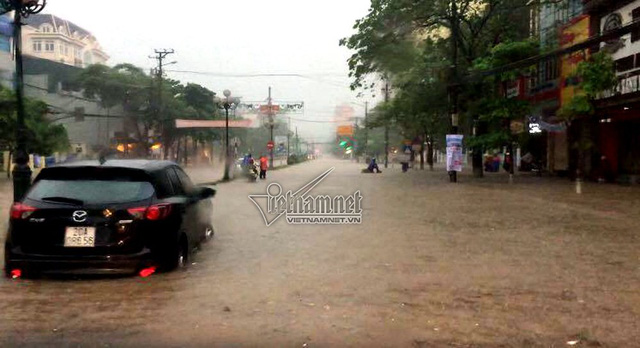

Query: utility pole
<box><xmin>11</xmin><ymin>8</ymin><xmax>29</xmax><ymax>201</ymax></box>
<box><xmin>383</xmin><ymin>82</ymin><xmax>390</xmax><ymax>168</ymax></box>
<box><xmin>149</xmin><ymin>49</ymin><xmax>174</xmax><ymax>160</ymax></box>
<box><xmin>268</xmin><ymin>87</ymin><xmax>275</xmax><ymax>169</ymax></box>
<box><xmin>363</xmin><ymin>101</ymin><xmax>369</xmax><ymax>159</ymax></box>
<box><xmin>295</xmin><ymin>127</ymin><xmax>299</xmax><ymax>154</ymax></box>
<box><xmin>448</xmin><ymin>1</ymin><xmax>459</xmax><ymax>183</ymax></box>
<box><xmin>287</xmin><ymin>116</ymin><xmax>291</xmax><ymax>159</ymax></box>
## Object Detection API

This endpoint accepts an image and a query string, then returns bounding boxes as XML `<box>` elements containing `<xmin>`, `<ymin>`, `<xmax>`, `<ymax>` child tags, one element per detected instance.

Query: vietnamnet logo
<box><xmin>249</xmin><ymin>168</ymin><xmax>362</xmax><ymax>226</ymax></box>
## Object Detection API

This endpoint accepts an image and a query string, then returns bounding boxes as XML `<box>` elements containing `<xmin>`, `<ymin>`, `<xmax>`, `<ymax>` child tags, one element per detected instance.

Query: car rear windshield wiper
<box><xmin>40</xmin><ymin>196</ymin><xmax>85</xmax><ymax>206</ymax></box>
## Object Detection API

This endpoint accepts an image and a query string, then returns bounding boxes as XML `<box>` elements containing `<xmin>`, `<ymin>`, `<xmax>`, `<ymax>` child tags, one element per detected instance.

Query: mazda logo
<box><xmin>72</xmin><ymin>210</ymin><xmax>88</xmax><ymax>223</ymax></box>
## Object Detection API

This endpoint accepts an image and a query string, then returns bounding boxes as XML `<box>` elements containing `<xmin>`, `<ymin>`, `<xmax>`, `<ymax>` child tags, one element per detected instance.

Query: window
<box><xmin>32</xmin><ymin>40</ymin><xmax>41</xmax><ymax>52</ymax></box>
<box><xmin>632</xmin><ymin>8</ymin><xmax>640</xmax><ymax>43</ymax></box>
<box><xmin>174</xmin><ymin>168</ymin><xmax>195</xmax><ymax>194</ymax></box>
<box><xmin>27</xmin><ymin>180</ymin><xmax>155</xmax><ymax>205</ymax></box>
<box><xmin>616</xmin><ymin>56</ymin><xmax>634</xmax><ymax>72</ymax></box>
<box><xmin>154</xmin><ymin>172</ymin><xmax>174</xmax><ymax>198</ymax></box>
<box><xmin>166</xmin><ymin>168</ymin><xmax>185</xmax><ymax>196</ymax></box>
<box><xmin>40</xmin><ymin>24</ymin><xmax>52</xmax><ymax>33</ymax></box>
<box><xmin>45</xmin><ymin>41</ymin><xmax>54</xmax><ymax>52</ymax></box>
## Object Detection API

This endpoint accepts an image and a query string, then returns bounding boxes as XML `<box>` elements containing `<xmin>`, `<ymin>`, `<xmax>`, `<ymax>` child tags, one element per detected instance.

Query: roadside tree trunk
<box><xmin>6</xmin><ymin>150</ymin><xmax>12</xmax><ymax>178</ymax></box>
<box><xmin>419</xmin><ymin>133</ymin><xmax>425</xmax><ymax>170</ymax></box>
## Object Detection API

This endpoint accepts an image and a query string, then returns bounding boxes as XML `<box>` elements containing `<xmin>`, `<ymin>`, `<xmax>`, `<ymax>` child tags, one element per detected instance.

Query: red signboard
<box><xmin>259</xmin><ymin>105</ymin><xmax>280</xmax><ymax>114</ymax></box>
<box><xmin>267</xmin><ymin>141</ymin><xmax>274</xmax><ymax>149</ymax></box>
<box><xmin>336</xmin><ymin>125</ymin><xmax>354</xmax><ymax>136</ymax></box>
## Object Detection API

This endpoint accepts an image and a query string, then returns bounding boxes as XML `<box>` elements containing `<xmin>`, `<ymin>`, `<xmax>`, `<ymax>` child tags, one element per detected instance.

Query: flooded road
<box><xmin>1</xmin><ymin>159</ymin><xmax>638</xmax><ymax>347</ymax></box>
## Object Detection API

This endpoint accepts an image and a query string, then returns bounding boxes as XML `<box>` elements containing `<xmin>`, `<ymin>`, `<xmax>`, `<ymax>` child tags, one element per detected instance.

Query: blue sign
<box><xmin>0</xmin><ymin>15</ymin><xmax>12</xmax><ymax>53</ymax></box>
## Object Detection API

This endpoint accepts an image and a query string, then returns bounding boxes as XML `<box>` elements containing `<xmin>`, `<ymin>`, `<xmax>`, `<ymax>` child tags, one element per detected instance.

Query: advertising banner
<box><xmin>446</xmin><ymin>134</ymin><xmax>464</xmax><ymax>172</ymax></box>
<box><xmin>560</xmin><ymin>15</ymin><xmax>590</xmax><ymax>107</ymax></box>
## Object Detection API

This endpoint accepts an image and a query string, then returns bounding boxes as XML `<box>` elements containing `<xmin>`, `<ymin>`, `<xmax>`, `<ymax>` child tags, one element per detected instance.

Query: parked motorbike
<box><xmin>246</xmin><ymin>162</ymin><xmax>259</xmax><ymax>182</ymax></box>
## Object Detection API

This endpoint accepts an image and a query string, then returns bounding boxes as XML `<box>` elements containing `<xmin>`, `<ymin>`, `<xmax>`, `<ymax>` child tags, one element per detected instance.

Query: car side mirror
<box><xmin>197</xmin><ymin>186</ymin><xmax>216</xmax><ymax>200</ymax></box>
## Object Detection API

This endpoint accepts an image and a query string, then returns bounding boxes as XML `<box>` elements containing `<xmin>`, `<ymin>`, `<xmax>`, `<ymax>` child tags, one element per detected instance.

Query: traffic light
<box><xmin>337</xmin><ymin>135</ymin><xmax>356</xmax><ymax>154</ymax></box>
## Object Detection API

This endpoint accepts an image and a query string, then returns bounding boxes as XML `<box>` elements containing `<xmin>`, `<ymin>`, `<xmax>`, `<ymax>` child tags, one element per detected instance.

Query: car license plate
<box><xmin>64</xmin><ymin>227</ymin><xmax>96</xmax><ymax>247</ymax></box>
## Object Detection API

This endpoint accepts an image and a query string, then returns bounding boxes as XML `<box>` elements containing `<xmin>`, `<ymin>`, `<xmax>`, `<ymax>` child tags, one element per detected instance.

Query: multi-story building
<box><xmin>0</xmin><ymin>13</ymin><xmax>125</xmax><ymax>166</ymax></box>
<box><xmin>523</xmin><ymin>0</ymin><xmax>585</xmax><ymax>175</ymax></box>
<box><xmin>22</xmin><ymin>13</ymin><xmax>108</xmax><ymax>68</ymax></box>
<box><xmin>584</xmin><ymin>0</ymin><xmax>640</xmax><ymax>183</ymax></box>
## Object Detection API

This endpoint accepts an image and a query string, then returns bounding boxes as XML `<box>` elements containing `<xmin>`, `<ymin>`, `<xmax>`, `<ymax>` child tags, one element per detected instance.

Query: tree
<box><xmin>341</xmin><ymin>0</ymin><xmax>534</xmax><ymax>173</ymax></box>
<box><xmin>340</xmin><ymin>0</ymin><xmax>532</xmax><ymax>92</ymax></box>
<box><xmin>557</xmin><ymin>51</ymin><xmax>618</xmax><ymax>180</ymax></box>
<box><xmin>78</xmin><ymin>63</ymin><xmax>155</xmax><ymax>156</ymax></box>
<box><xmin>0</xmin><ymin>85</ymin><xmax>69</xmax><ymax>174</ymax></box>
<box><xmin>78</xmin><ymin>64</ymin><xmax>223</xmax><ymax>159</ymax></box>
<box><xmin>465</xmin><ymin>39</ymin><xmax>539</xmax><ymax>176</ymax></box>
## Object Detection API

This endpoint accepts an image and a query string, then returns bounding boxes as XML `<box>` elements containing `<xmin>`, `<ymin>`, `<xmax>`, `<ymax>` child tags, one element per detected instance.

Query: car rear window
<box><xmin>26</xmin><ymin>180</ymin><xmax>155</xmax><ymax>205</ymax></box>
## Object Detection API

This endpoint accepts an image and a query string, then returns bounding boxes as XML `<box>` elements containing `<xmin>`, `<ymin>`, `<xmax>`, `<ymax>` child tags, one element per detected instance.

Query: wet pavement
<box><xmin>0</xmin><ymin>159</ymin><xmax>639</xmax><ymax>347</ymax></box>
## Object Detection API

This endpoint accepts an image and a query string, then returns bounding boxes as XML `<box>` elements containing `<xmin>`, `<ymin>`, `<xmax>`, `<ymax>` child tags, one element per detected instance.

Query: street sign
<box><xmin>267</xmin><ymin>141</ymin><xmax>274</xmax><ymax>150</ymax></box>
<box><xmin>336</xmin><ymin>125</ymin><xmax>354</xmax><ymax>136</ymax></box>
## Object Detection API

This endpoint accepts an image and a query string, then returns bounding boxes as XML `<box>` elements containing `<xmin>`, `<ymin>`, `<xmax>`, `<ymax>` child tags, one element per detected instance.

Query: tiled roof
<box><xmin>23</xmin><ymin>13</ymin><xmax>91</xmax><ymax>38</ymax></box>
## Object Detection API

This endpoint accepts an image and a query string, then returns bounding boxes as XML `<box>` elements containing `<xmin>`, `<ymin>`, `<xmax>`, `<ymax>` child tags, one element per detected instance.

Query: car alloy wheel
<box><xmin>204</xmin><ymin>225</ymin><xmax>214</xmax><ymax>242</ymax></box>
<box><xmin>177</xmin><ymin>240</ymin><xmax>188</xmax><ymax>269</ymax></box>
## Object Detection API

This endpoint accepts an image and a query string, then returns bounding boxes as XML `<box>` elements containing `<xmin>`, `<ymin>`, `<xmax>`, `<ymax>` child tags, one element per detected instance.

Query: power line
<box><xmin>164</xmin><ymin>70</ymin><xmax>346</xmax><ymax>78</ymax></box>
<box><xmin>288</xmin><ymin>117</ymin><xmax>343</xmax><ymax>123</ymax></box>
<box><xmin>165</xmin><ymin>69</ymin><xmax>352</xmax><ymax>88</ymax></box>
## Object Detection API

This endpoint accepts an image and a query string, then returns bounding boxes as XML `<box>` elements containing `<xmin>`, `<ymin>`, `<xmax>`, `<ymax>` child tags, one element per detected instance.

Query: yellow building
<box><xmin>22</xmin><ymin>14</ymin><xmax>108</xmax><ymax>67</ymax></box>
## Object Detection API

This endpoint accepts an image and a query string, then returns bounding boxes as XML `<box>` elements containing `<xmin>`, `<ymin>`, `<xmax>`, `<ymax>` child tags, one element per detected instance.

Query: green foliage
<box><xmin>466</xmin><ymin>131</ymin><xmax>510</xmax><ymax>149</ymax></box>
<box><xmin>557</xmin><ymin>94</ymin><xmax>593</xmax><ymax>121</ymax></box>
<box><xmin>341</xmin><ymin>0</ymin><xmax>535</xmax><ymax>156</ymax></box>
<box><xmin>464</xmin><ymin>38</ymin><xmax>538</xmax><ymax>150</ymax></box>
<box><xmin>341</xmin><ymin>0</ymin><xmax>532</xmax><ymax>91</ymax></box>
<box><xmin>0</xmin><ymin>86</ymin><xmax>69</xmax><ymax>155</ymax></box>
<box><xmin>78</xmin><ymin>63</ymin><xmax>221</xmax><ymax>154</ymax></box>
<box><xmin>558</xmin><ymin>52</ymin><xmax>617</xmax><ymax>121</ymax></box>
<box><xmin>472</xmin><ymin>39</ymin><xmax>539</xmax><ymax>80</ymax></box>
<box><xmin>576</xmin><ymin>52</ymin><xmax>617</xmax><ymax>98</ymax></box>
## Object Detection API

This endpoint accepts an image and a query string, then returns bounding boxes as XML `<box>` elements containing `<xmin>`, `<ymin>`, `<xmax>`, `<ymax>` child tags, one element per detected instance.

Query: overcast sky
<box><xmin>41</xmin><ymin>0</ymin><xmax>378</xmax><ymax>142</ymax></box>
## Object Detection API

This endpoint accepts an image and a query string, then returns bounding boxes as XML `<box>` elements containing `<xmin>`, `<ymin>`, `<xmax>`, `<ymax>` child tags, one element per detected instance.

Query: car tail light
<box><xmin>10</xmin><ymin>203</ymin><xmax>37</xmax><ymax>220</ymax></box>
<box><xmin>127</xmin><ymin>207</ymin><xmax>147</xmax><ymax>220</ymax></box>
<box><xmin>139</xmin><ymin>266</ymin><xmax>156</xmax><ymax>277</ymax></box>
<box><xmin>10</xmin><ymin>269</ymin><xmax>22</xmax><ymax>279</ymax></box>
<box><xmin>127</xmin><ymin>204</ymin><xmax>172</xmax><ymax>221</ymax></box>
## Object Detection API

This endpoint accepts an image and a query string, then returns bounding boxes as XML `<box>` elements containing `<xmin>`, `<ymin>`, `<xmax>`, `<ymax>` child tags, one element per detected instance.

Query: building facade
<box><xmin>22</xmin><ymin>14</ymin><xmax>108</xmax><ymax>68</ymax></box>
<box><xmin>0</xmin><ymin>13</ymin><xmax>124</xmax><ymax>163</ymax></box>
<box><xmin>521</xmin><ymin>0</ymin><xmax>585</xmax><ymax>175</ymax></box>
<box><xmin>584</xmin><ymin>0</ymin><xmax>640</xmax><ymax>182</ymax></box>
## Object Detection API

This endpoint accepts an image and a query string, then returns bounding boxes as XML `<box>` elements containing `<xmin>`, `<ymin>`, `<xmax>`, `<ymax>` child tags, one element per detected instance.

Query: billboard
<box><xmin>446</xmin><ymin>134</ymin><xmax>464</xmax><ymax>172</ymax></box>
<box><xmin>274</xmin><ymin>135</ymin><xmax>287</xmax><ymax>153</ymax></box>
<box><xmin>560</xmin><ymin>15</ymin><xmax>590</xmax><ymax>107</ymax></box>
<box><xmin>336</xmin><ymin>125</ymin><xmax>354</xmax><ymax>136</ymax></box>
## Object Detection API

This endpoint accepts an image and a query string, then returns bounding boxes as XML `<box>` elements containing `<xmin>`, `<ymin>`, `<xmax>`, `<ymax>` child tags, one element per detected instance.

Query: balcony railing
<box><xmin>597</xmin><ymin>71</ymin><xmax>640</xmax><ymax>99</ymax></box>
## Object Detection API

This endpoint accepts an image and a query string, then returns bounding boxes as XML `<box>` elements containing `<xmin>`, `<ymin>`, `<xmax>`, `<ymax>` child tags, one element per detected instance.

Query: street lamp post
<box><xmin>0</xmin><ymin>0</ymin><xmax>47</xmax><ymax>202</ymax></box>
<box><xmin>222</xmin><ymin>89</ymin><xmax>231</xmax><ymax>181</ymax></box>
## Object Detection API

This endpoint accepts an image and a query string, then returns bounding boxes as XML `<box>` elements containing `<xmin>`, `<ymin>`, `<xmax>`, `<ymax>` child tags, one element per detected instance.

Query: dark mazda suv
<box><xmin>4</xmin><ymin>160</ymin><xmax>215</xmax><ymax>277</ymax></box>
